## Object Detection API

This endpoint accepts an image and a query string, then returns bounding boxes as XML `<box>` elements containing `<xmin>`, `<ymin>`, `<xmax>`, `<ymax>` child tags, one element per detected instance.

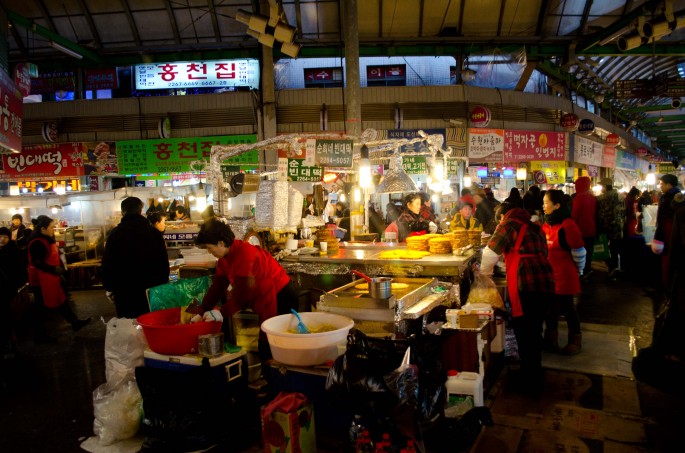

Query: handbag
<box><xmin>592</xmin><ymin>233</ymin><xmax>610</xmax><ymax>261</ymax></box>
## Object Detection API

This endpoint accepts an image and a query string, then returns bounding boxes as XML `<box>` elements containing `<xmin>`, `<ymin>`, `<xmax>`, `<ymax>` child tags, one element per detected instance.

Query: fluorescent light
<box><xmin>49</xmin><ymin>41</ymin><xmax>83</xmax><ymax>59</ymax></box>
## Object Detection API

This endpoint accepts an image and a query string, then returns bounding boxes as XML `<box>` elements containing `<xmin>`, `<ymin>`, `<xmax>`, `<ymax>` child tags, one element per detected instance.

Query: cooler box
<box><xmin>144</xmin><ymin>349</ymin><xmax>247</xmax><ymax>392</ymax></box>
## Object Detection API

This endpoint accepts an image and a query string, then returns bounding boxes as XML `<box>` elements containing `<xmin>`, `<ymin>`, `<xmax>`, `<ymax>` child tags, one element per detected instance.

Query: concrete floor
<box><xmin>1</xmin><ymin>256</ymin><xmax>683</xmax><ymax>453</ymax></box>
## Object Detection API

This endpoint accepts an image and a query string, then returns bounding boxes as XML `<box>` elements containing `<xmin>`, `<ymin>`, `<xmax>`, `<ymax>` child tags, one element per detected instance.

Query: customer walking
<box><xmin>480</xmin><ymin>201</ymin><xmax>555</xmax><ymax>395</ymax></box>
<box><xmin>571</xmin><ymin>176</ymin><xmax>597</xmax><ymax>277</ymax></box>
<box><xmin>542</xmin><ymin>190</ymin><xmax>586</xmax><ymax>355</ymax></box>
<box><xmin>28</xmin><ymin>216</ymin><xmax>91</xmax><ymax>341</ymax></box>
<box><xmin>652</xmin><ymin>174</ymin><xmax>681</xmax><ymax>290</ymax></box>
<box><xmin>597</xmin><ymin>178</ymin><xmax>624</xmax><ymax>279</ymax></box>
<box><xmin>102</xmin><ymin>197</ymin><xmax>170</xmax><ymax>319</ymax></box>
<box><xmin>0</xmin><ymin>227</ymin><xmax>26</xmax><ymax>354</ymax></box>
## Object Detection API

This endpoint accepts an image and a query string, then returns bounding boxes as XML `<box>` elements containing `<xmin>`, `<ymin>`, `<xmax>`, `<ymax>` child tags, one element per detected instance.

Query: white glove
<box><xmin>651</xmin><ymin>240</ymin><xmax>664</xmax><ymax>255</ymax></box>
<box><xmin>190</xmin><ymin>314</ymin><xmax>203</xmax><ymax>323</ymax></box>
<box><xmin>429</xmin><ymin>221</ymin><xmax>438</xmax><ymax>233</ymax></box>
<box><xmin>480</xmin><ymin>246</ymin><xmax>500</xmax><ymax>276</ymax></box>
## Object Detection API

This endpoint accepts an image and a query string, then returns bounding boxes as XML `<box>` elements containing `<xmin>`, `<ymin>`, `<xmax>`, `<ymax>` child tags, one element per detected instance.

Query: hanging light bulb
<box><xmin>339</xmin><ymin>193</ymin><xmax>346</xmax><ymax>203</ymax></box>
<box><xmin>646</xmin><ymin>165</ymin><xmax>656</xmax><ymax>185</ymax></box>
<box><xmin>195</xmin><ymin>183</ymin><xmax>207</xmax><ymax>212</ymax></box>
<box><xmin>463</xmin><ymin>176</ymin><xmax>472</xmax><ymax>188</ymax></box>
<box><xmin>358</xmin><ymin>145</ymin><xmax>372</xmax><ymax>189</ymax></box>
<box><xmin>51</xmin><ymin>207</ymin><xmax>59</xmax><ymax>215</ymax></box>
<box><xmin>354</xmin><ymin>187</ymin><xmax>361</xmax><ymax>202</ymax></box>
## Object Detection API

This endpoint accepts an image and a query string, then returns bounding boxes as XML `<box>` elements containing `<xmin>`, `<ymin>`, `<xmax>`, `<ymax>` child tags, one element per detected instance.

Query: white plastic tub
<box><xmin>261</xmin><ymin>312</ymin><xmax>354</xmax><ymax>366</ymax></box>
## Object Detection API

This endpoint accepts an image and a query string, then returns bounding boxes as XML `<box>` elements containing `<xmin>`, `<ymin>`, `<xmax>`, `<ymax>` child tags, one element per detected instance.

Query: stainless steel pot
<box><xmin>351</xmin><ymin>270</ymin><xmax>393</xmax><ymax>299</ymax></box>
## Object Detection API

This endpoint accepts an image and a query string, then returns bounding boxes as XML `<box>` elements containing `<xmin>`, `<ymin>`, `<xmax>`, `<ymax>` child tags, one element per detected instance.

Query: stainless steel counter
<box><xmin>280</xmin><ymin>246</ymin><xmax>476</xmax><ymax>279</ymax></box>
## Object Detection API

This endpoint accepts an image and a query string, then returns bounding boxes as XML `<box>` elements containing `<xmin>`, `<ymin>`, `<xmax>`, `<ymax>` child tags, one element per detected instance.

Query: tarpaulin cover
<box><xmin>147</xmin><ymin>276</ymin><xmax>212</xmax><ymax>311</ymax></box>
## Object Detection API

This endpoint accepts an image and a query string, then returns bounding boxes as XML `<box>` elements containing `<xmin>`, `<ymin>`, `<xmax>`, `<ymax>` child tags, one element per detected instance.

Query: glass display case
<box><xmin>55</xmin><ymin>227</ymin><xmax>106</xmax><ymax>264</ymax></box>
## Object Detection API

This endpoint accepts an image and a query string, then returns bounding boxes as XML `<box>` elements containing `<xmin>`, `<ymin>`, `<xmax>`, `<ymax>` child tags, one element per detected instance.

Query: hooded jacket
<box><xmin>572</xmin><ymin>176</ymin><xmax>597</xmax><ymax>238</ymax></box>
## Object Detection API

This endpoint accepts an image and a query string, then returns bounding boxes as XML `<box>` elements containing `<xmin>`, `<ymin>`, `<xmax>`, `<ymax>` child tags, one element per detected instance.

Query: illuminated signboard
<box><xmin>15</xmin><ymin>178</ymin><xmax>82</xmax><ymax>193</ymax></box>
<box><xmin>134</xmin><ymin>59</ymin><xmax>260</xmax><ymax>90</ymax></box>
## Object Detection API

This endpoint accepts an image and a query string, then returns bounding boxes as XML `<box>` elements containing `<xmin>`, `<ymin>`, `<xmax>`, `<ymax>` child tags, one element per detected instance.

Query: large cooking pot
<box><xmin>351</xmin><ymin>270</ymin><xmax>393</xmax><ymax>299</ymax></box>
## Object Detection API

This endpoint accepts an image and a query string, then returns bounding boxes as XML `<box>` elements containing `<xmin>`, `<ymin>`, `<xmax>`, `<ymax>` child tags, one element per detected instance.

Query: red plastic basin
<box><xmin>137</xmin><ymin>307</ymin><xmax>222</xmax><ymax>355</ymax></box>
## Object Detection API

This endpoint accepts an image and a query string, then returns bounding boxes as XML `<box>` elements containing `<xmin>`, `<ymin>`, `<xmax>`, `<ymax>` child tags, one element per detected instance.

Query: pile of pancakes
<box><xmin>378</xmin><ymin>249</ymin><xmax>431</xmax><ymax>260</ymax></box>
<box><xmin>450</xmin><ymin>228</ymin><xmax>470</xmax><ymax>249</ymax></box>
<box><xmin>428</xmin><ymin>236</ymin><xmax>452</xmax><ymax>254</ymax></box>
<box><xmin>405</xmin><ymin>233</ymin><xmax>442</xmax><ymax>251</ymax></box>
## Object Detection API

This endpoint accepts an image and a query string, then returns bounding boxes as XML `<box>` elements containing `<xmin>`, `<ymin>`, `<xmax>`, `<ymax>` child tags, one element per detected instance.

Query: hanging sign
<box><xmin>587</xmin><ymin>165</ymin><xmax>600</xmax><ymax>177</ymax></box>
<box><xmin>84</xmin><ymin>68</ymin><xmax>119</xmax><ymax>90</ymax></box>
<box><xmin>616</xmin><ymin>149</ymin><xmax>637</xmax><ymax>170</ymax></box>
<box><xmin>42</xmin><ymin>122</ymin><xmax>59</xmax><ymax>143</ymax></box>
<box><xmin>577</xmin><ymin>119</ymin><xmax>595</xmax><ymax>135</ymax></box>
<box><xmin>117</xmin><ymin>135</ymin><xmax>257</xmax><ymax>175</ymax></box>
<box><xmin>134</xmin><ymin>59</ymin><xmax>260</xmax><ymax>90</ymax></box>
<box><xmin>602</xmin><ymin>146</ymin><xmax>616</xmax><ymax>168</ymax></box>
<box><xmin>530</xmin><ymin>161</ymin><xmax>566</xmax><ymax>184</ymax></box>
<box><xmin>15</xmin><ymin>178</ymin><xmax>81</xmax><ymax>193</ymax></box>
<box><xmin>14</xmin><ymin>63</ymin><xmax>31</xmax><ymax>97</ymax></box>
<box><xmin>384</xmin><ymin>128</ymin><xmax>447</xmax><ymax>155</ymax></box>
<box><xmin>277</xmin><ymin>155</ymin><xmax>323</xmax><ymax>182</ymax></box>
<box><xmin>573</xmin><ymin>135</ymin><xmax>603</xmax><ymax>166</ymax></box>
<box><xmin>29</xmin><ymin>71</ymin><xmax>76</xmax><ymax>95</ymax></box>
<box><xmin>0</xmin><ymin>143</ymin><xmax>85</xmax><ymax>181</ymax></box>
<box><xmin>402</xmin><ymin>156</ymin><xmax>428</xmax><ymax>174</ymax></box>
<box><xmin>636</xmin><ymin>147</ymin><xmax>648</xmax><ymax>157</ymax></box>
<box><xmin>503</xmin><ymin>131</ymin><xmax>567</xmax><ymax>162</ymax></box>
<box><xmin>469</xmin><ymin>106</ymin><xmax>491</xmax><ymax>128</ymax></box>
<box><xmin>467</xmin><ymin>128</ymin><xmax>504</xmax><ymax>162</ymax></box>
<box><xmin>83</xmin><ymin>141</ymin><xmax>118</xmax><ymax>175</ymax></box>
<box><xmin>312</xmin><ymin>139</ymin><xmax>353</xmax><ymax>167</ymax></box>
<box><xmin>0</xmin><ymin>68</ymin><xmax>23</xmax><ymax>153</ymax></box>
<box><xmin>605</xmin><ymin>134</ymin><xmax>620</xmax><ymax>146</ymax></box>
<box><xmin>561</xmin><ymin>113</ymin><xmax>580</xmax><ymax>131</ymax></box>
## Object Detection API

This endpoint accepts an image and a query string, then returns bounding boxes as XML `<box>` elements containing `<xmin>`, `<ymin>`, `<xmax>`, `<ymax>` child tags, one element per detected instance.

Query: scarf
<box><xmin>544</xmin><ymin>206</ymin><xmax>571</xmax><ymax>225</ymax></box>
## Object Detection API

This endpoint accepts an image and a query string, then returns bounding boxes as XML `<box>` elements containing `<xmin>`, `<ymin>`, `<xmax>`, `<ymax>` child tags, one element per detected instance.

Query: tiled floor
<box><xmin>1</xmin><ymin>259</ymin><xmax>684</xmax><ymax>452</ymax></box>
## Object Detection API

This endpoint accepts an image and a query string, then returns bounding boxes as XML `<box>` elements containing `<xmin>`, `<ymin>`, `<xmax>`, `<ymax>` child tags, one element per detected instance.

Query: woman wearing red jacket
<box><xmin>542</xmin><ymin>190</ymin><xmax>586</xmax><ymax>355</ymax></box>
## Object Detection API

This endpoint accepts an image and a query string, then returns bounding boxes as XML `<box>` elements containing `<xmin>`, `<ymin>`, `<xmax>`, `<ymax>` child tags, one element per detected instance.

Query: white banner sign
<box><xmin>574</xmin><ymin>135</ymin><xmax>603</xmax><ymax>166</ymax></box>
<box><xmin>134</xmin><ymin>59</ymin><xmax>260</xmax><ymax>90</ymax></box>
<box><xmin>467</xmin><ymin>128</ymin><xmax>504</xmax><ymax>162</ymax></box>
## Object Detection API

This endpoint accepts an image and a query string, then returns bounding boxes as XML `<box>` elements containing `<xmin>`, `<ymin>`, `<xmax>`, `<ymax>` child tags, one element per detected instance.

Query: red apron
<box><xmin>28</xmin><ymin>238</ymin><xmax>66</xmax><ymax>308</ymax></box>
<box><xmin>503</xmin><ymin>221</ymin><xmax>536</xmax><ymax>318</ymax></box>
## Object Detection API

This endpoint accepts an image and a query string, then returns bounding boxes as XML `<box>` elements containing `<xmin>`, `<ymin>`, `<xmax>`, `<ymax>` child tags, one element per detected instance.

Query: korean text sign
<box><xmin>602</xmin><ymin>146</ymin><xmax>616</xmax><ymax>169</ymax></box>
<box><xmin>117</xmin><ymin>135</ymin><xmax>257</xmax><ymax>175</ymax></box>
<box><xmin>530</xmin><ymin>161</ymin><xmax>566</xmax><ymax>184</ymax></box>
<box><xmin>134</xmin><ymin>59</ymin><xmax>260</xmax><ymax>90</ymax></box>
<box><xmin>504</xmin><ymin>131</ymin><xmax>567</xmax><ymax>162</ymax></box>
<box><xmin>312</xmin><ymin>139</ymin><xmax>353</xmax><ymax>167</ymax></box>
<box><xmin>0</xmin><ymin>143</ymin><xmax>85</xmax><ymax>181</ymax></box>
<box><xmin>467</xmin><ymin>128</ymin><xmax>504</xmax><ymax>162</ymax></box>
<box><xmin>573</xmin><ymin>135</ymin><xmax>603</xmax><ymax>166</ymax></box>
<box><xmin>0</xmin><ymin>68</ymin><xmax>23</xmax><ymax>153</ymax></box>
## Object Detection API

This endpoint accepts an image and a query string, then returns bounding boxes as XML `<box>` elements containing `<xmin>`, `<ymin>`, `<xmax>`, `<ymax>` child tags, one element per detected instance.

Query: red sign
<box><xmin>636</xmin><ymin>147</ymin><xmax>648</xmax><ymax>156</ymax></box>
<box><xmin>606</xmin><ymin>134</ymin><xmax>620</xmax><ymax>146</ymax></box>
<box><xmin>561</xmin><ymin>113</ymin><xmax>580</xmax><ymax>131</ymax></box>
<box><xmin>469</xmin><ymin>106</ymin><xmax>491</xmax><ymax>128</ymax></box>
<box><xmin>504</xmin><ymin>131</ymin><xmax>567</xmax><ymax>162</ymax></box>
<box><xmin>14</xmin><ymin>63</ymin><xmax>31</xmax><ymax>97</ymax></box>
<box><xmin>0</xmin><ymin>143</ymin><xmax>85</xmax><ymax>181</ymax></box>
<box><xmin>0</xmin><ymin>69</ymin><xmax>23</xmax><ymax>153</ymax></box>
<box><xmin>84</xmin><ymin>68</ymin><xmax>119</xmax><ymax>90</ymax></box>
<box><xmin>367</xmin><ymin>66</ymin><xmax>386</xmax><ymax>79</ymax></box>
<box><xmin>602</xmin><ymin>146</ymin><xmax>616</xmax><ymax>168</ymax></box>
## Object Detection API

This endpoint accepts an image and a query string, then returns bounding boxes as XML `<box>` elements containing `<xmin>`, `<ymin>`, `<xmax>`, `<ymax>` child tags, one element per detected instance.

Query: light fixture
<box><xmin>642</xmin><ymin>14</ymin><xmax>685</xmax><ymax>40</ymax></box>
<box><xmin>461</xmin><ymin>68</ymin><xmax>476</xmax><ymax>82</ymax></box>
<box><xmin>431</xmin><ymin>151</ymin><xmax>445</xmax><ymax>186</ymax></box>
<box><xmin>358</xmin><ymin>145</ymin><xmax>372</xmax><ymax>189</ymax></box>
<box><xmin>594</xmin><ymin>93</ymin><xmax>605</xmax><ymax>104</ymax></box>
<box><xmin>277</xmin><ymin>41</ymin><xmax>301</xmax><ymax>58</ymax></box>
<box><xmin>516</xmin><ymin>168</ymin><xmax>527</xmax><ymax>180</ymax></box>
<box><xmin>463</xmin><ymin>176</ymin><xmax>472</xmax><ymax>188</ymax></box>
<box><xmin>246</xmin><ymin>29</ymin><xmax>276</xmax><ymax>47</ymax></box>
<box><xmin>339</xmin><ymin>193</ymin><xmax>347</xmax><ymax>203</ymax></box>
<box><xmin>323</xmin><ymin>173</ymin><xmax>338</xmax><ymax>184</ymax></box>
<box><xmin>195</xmin><ymin>183</ymin><xmax>207</xmax><ymax>212</ymax></box>
<box><xmin>49</xmin><ymin>41</ymin><xmax>83</xmax><ymax>60</ymax></box>
<box><xmin>376</xmin><ymin>151</ymin><xmax>418</xmax><ymax>194</ymax></box>
<box><xmin>646</xmin><ymin>165</ymin><xmax>657</xmax><ymax>185</ymax></box>
<box><xmin>672</xmin><ymin>98</ymin><xmax>682</xmax><ymax>109</ymax></box>
<box><xmin>353</xmin><ymin>187</ymin><xmax>361</xmax><ymax>203</ymax></box>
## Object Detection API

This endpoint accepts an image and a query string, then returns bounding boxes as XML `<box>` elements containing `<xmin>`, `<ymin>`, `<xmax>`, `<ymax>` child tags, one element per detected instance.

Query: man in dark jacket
<box><xmin>652</xmin><ymin>174</ymin><xmax>681</xmax><ymax>289</ymax></box>
<box><xmin>571</xmin><ymin>176</ymin><xmax>597</xmax><ymax>277</ymax></box>
<box><xmin>102</xmin><ymin>197</ymin><xmax>170</xmax><ymax>318</ymax></box>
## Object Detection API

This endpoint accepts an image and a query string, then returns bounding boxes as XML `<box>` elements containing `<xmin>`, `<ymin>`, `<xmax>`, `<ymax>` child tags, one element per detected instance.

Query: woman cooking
<box><xmin>388</xmin><ymin>193</ymin><xmax>436</xmax><ymax>242</ymax></box>
<box><xmin>191</xmin><ymin>220</ymin><xmax>298</xmax><ymax>360</ymax></box>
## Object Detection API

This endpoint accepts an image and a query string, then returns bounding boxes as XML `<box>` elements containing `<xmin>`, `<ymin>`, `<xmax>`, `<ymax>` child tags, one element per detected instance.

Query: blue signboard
<box><xmin>615</xmin><ymin>149</ymin><xmax>637</xmax><ymax>170</ymax></box>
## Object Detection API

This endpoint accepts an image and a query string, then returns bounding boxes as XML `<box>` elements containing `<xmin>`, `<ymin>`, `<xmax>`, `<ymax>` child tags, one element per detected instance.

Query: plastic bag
<box><xmin>384</xmin><ymin>347</ymin><xmax>419</xmax><ymax>407</ymax></box>
<box><xmin>92</xmin><ymin>379</ymin><xmax>143</xmax><ymax>446</ymax></box>
<box><xmin>104</xmin><ymin>317</ymin><xmax>146</xmax><ymax>387</ymax></box>
<box><xmin>147</xmin><ymin>275</ymin><xmax>212</xmax><ymax>311</ymax></box>
<box><xmin>466</xmin><ymin>270</ymin><xmax>504</xmax><ymax>310</ymax></box>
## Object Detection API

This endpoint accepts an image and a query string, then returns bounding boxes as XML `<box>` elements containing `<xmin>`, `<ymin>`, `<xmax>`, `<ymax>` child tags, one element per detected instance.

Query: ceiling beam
<box><xmin>35</xmin><ymin>0</ymin><xmax>56</xmax><ymax>32</ymax></box>
<box><xmin>75</xmin><ymin>0</ymin><xmax>102</xmax><ymax>49</ymax></box>
<box><xmin>578</xmin><ymin>0</ymin><xmax>593</xmax><ymax>35</ymax></box>
<box><xmin>418</xmin><ymin>0</ymin><xmax>424</xmax><ymax>38</ymax></box>
<box><xmin>514</xmin><ymin>61</ymin><xmax>537</xmax><ymax>91</ymax></box>
<box><xmin>294</xmin><ymin>0</ymin><xmax>303</xmax><ymax>40</ymax></box>
<box><xmin>206</xmin><ymin>0</ymin><xmax>221</xmax><ymax>42</ymax></box>
<box><xmin>536</xmin><ymin>0</ymin><xmax>550</xmax><ymax>36</ymax></box>
<box><xmin>119</xmin><ymin>0</ymin><xmax>142</xmax><ymax>47</ymax></box>
<box><xmin>164</xmin><ymin>0</ymin><xmax>181</xmax><ymax>44</ymax></box>
<box><xmin>6</xmin><ymin>9</ymin><xmax>102</xmax><ymax>63</ymax></box>
<box><xmin>497</xmin><ymin>0</ymin><xmax>506</xmax><ymax>37</ymax></box>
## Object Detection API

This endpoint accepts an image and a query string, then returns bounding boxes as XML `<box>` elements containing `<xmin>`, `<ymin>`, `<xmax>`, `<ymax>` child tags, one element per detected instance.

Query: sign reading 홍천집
<box><xmin>117</xmin><ymin>135</ymin><xmax>258</xmax><ymax>175</ymax></box>
<box><xmin>134</xmin><ymin>59</ymin><xmax>260</xmax><ymax>90</ymax></box>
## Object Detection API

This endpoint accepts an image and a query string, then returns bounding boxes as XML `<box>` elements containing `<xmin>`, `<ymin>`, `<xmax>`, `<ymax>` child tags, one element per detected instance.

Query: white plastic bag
<box><xmin>104</xmin><ymin>318</ymin><xmax>146</xmax><ymax>386</ymax></box>
<box><xmin>92</xmin><ymin>379</ymin><xmax>143</xmax><ymax>446</ymax></box>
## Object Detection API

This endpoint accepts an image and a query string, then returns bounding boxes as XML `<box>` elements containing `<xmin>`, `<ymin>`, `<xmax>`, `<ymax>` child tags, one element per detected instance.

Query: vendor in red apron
<box><xmin>479</xmin><ymin>202</ymin><xmax>555</xmax><ymax>395</ymax></box>
<box><xmin>391</xmin><ymin>193</ymin><xmax>437</xmax><ymax>242</ymax></box>
<box><xmin>191</xmin><ymin>220</ymin><xmax>298</xmax><ymax>361</ymax></box>
<box><xmin>28</xmin><ymin>215</ymin><xmax>91</xmax><ymax>342</ymax></box>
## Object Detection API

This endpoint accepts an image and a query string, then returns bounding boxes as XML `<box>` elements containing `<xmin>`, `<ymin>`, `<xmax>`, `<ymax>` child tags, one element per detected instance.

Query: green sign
<box><xmin>313</xmin><ymin>139</ymin><xmax>353</xmax><ymax>167</ymax></box>
<box><xmin>117</xmin><ymin>135</ymin><xmax>257</xmax><ymax>175</ymax></box>
<box><xmin>447</xmin><ymin>158</ymin><xmax>459</xmax><ymax>176</ymax></box>
<box><xmin>287</xmin><ymin>159</ymin><xmax>323</xmax><ymax>182</ymax></box>
<box><xmin>402</xmin><ymin>156</ymin><xmax>428</xmax><ymax>174</ymax></box>
<box><xmin>657</xmin><ymin>162</ymin><xmax>677</xmax><ymax>174</ymax></box>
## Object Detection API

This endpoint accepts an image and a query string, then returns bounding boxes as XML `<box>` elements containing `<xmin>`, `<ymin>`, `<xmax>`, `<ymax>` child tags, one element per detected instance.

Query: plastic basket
<box><xmin>137</xmin><ymin>307</ymin><xmax>222</xmax><ymax>355</ymax></box>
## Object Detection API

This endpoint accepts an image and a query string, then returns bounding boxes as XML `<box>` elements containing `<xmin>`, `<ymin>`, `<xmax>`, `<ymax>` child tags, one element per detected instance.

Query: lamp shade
<box><xmin>376</xmin><ymin>153</ymin><xmax>418</xmax><ymax>194</ymax></box>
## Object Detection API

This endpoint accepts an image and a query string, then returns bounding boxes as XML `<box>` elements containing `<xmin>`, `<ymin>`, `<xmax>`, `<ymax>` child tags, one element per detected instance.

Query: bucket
<box><xmin>198</xmin><ymin>332</ymin><xmax>224</xmax><ymax>358</ymax></box>
<box><xmin>369</xmin><ymin>277</ymin><xmax>392</xmax><ymax>299</ymax></box>
<box><xmin>444</xmin><ymin>370</ymin><xmax>484</xmax><ymax>418</ymax></box>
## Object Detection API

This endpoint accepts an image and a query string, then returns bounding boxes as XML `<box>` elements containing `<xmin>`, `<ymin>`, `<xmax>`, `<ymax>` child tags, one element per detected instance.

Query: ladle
<box><xmin>290</xmin><ymin>309</ymin><xmax>311</xmax><ymax>334</ymax></box>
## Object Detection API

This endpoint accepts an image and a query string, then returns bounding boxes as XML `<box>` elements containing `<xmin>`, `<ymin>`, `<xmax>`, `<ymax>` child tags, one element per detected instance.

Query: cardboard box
<box><xmin>261</xmin><ymin>394</ymin><xmax>316</xmax><ymax>453</ymax></box>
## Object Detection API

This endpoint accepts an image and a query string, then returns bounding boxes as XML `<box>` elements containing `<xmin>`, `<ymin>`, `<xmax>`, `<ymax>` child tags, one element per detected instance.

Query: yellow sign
<box><xmin>530</xmin><ymin>161</ymin><xmax>566</xmax><ymax>184</ymax></box>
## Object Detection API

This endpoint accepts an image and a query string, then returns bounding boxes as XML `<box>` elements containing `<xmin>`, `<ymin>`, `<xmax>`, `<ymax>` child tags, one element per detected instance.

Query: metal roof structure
<box><xmin>4</xmin><ymin>0</ymin><xmax>685</xmax><ymax>157</ymax></box>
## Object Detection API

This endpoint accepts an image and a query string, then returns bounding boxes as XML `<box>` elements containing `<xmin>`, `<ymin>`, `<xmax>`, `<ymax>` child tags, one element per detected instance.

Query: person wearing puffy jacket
<box><xmin>571</xmin><ymin>176</ymin><xmax>597</xmax><ymax>277</ymax></box>
<box><xmin>543</xmin><ymin>190</ymin><xmax>586</xmax><ymax>355</ymax></box>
